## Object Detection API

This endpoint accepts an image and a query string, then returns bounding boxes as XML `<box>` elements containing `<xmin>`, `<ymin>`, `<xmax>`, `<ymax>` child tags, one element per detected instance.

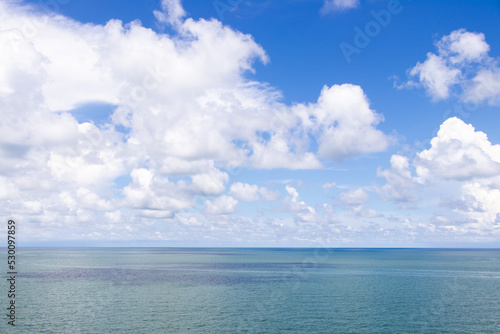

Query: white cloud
<box><xmin>377</xmin><ymin>155</ymin><xmax>418</xmax><ymax>202</ymax></box>
<box><xmin>458</xmin><ymin>182</ymin><xmax>500</xmax><ymax>227</ymax></box>
<box><xmin>191</xmin><ymin>167</ymin><xmax>229</xmax><ymax>196</ymax></box>
<box><xmin>283</xmin><ymin>186</ymin><xmax>317</xmax><ymax>223</ymax></box>
<box><xmin>377</xmin><ymin>117</ymin><xmax>500</xmax><ymax>233</ymax></box>
<box><xmin>436</xmin><ymin>29</ymin><xmax>490</xmax><ymax>64</ymax></box>
<box><xmin>230</xmin><ymin>182</ymin><xmax>259</xmax><ymax>201</ymax></box>
<box><xmin>464</xmin><ymin>67</ymin><xmax>500</xmax><ymax>105</ymax></box>
<box><xmin>322</xmin><ymin>182</ymin><xmax>336</xmax><ymax>189</ymax></box>
<box><xmin>0</xmin><ymin>0</ymin><xmax>394</xmax><ymax>243</ymax></box>
<box><xmin>405</xmin><ymin>29</ymin><xmax>500</xmax><ymax>104</ymax></box>
<box><xmin>105</xmin><ymin>210</ymin><xmax>122</xmax><ymax>223</ymax></box>
<box><xmin>412</xmin><ymin>118</ymin><xmax>500</xmax><ymax>230</ymax></box>
<box><xmin>296</xmin><ymin>84</ymin><xmax>390</xmax><ymax>161</ymax></box>
<box><xmin>409</xmin><ymin>53</ymin><xmax>461</xmax><ymax>100</ymax></box>
<box><xmin>321</xmin><ymin>0</ymin><xmax>360</xmax><ymax>14</ymax></box>
<box><xmin>123</xmin><ymin>168</ymin><xmax>193</xmax><ymax>211</ymax></box>
<box><xmin>339</xmin><ymin>188</ymin><xmax>369</xmax><ymax>206</ymax></box>
<box><xmin>204</xmin><ymin>195</ymin><xmax>238</xmax><ymax>215</ymax></box>
<box><xmin>229</xmin><ymin>182</ymin><xmax>280</xmax><ymax>201</ymax></box>
<box><xmin>47</xmin><ymin>122</ymin><xmax>126</xmax><ymax>187</ymax></box>
<box><xmin>339</xmin><ymin>188</ymin><xmax>380</xmax><ymax>218</ymax></box>
<box><xmin>76</xmin><ymin>187</ymin><xmax>114</xmax><ymax>211</ymax></box>
<box><xmin>351</xmin><ymin>206</ymin><xmax>379</xmax><ymax>218</ymax></box>
<box><xmin>154</xmin><ymin>0</ymin><xmax>186</xmax><ymax>26</ymax></box>
<box><xmin>156</xmin><ymin>158</ymin><xmax>213</xmax><ymax>176</ymax></box>
<box><xmin>23</xmin><ymin>200</ymin><xmax>44</xmax><ymax>215</ymax></box>
<box><xmin>414</xmin><ymin>117</ymin><xmax>500</xmax><ymax>182</ymax></box>
<box><xmin>135</xmin><ymin>209</ymin><xmax>174</xmax><ymax>219</ymax></box>
<box><xmin>0</xmin><ymin>176</ymin><xmax>18</xmax><ymax>200</ymax></box>
<box><xmin>258</xmin><ymin>186</ymin><xmax>281</xmax><ymax>201</ymax></box>
<box><xmin>1</xmin><ymin>0</ymin><xmax>391</xmax><ymax>173</ymax></box>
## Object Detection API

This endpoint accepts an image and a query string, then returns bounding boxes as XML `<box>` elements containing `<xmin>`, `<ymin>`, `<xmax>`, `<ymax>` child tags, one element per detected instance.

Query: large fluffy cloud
<box><xmin>414</xmin><ymin>118</ymin><xmax>500</xmax><ymax>228</ymax></box>
<box><xmin>405</xmin><ymin>29</ymin><xmax>500</xmax><ymax>104</ymax></box>
<box><xmin>414</xmin><ymin>117</ymin><xmax>500</xmax><ymax>182</ymax></box>
<box><xmin>0</xmin><ymin>0</ymin><xmax>392</xmax><ymax>242</ymax></box>
<box><xmin>378</xmin><ymin>117</ymin><xmax>500</xmax><ymax>231</ymax></box>
<box><xmin>303</xmin><ymin>84</ymin><xmax>390</xmax><ymax>161</ymax></box>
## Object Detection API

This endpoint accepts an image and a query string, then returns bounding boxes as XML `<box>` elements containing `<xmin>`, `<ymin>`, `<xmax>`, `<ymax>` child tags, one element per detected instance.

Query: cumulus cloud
<box><xmin>377</xmin><ymin>117</ymin><xmax>500</xmax><ymax>231</ymax></box>
<box><xmin>414</xmin><ymin>117</ymin><xmax>500</xmax><ymax>182</ymax></box>
<box><xmin>463</xmin><ymin>67</ymin><xmax>500</xmax><ymax>105</ymax></box>
<box><xmin>404</xmin><ymin>29</ymin><xmax>500</xmax><ymax>104</ymax></box>
<box><xmin>458</xmin><ymin>182</ymin><xmax>500</xmax><ymax>227</ymax></box>
<box><xmin>191</xmin><ymin>166</ymin><xmax>229</xmax><ymax>196</ymax></box>
<box><xmin>0</xmin><ymin>0</ymin><xmax>393</xmax><ymax>243</ymax></box>
<box><xmin>339</xmin><ymin>188</ymin><xmax>369</xmax><ymax>206</ymax></box>
<box><xmin>339</xmin><ymin>188</ymin><xmax>380</xmax><ymax>218</ymax></box>
<box><xmin>436</xmin><ymin>29</ymin><xmax>490</xmax><ymax>64</ymax></box>
<box><xmin>321</xmin><ymin>0</ymin><xmax>360</xmax><ymax>14</ymax></box>
<box><xmin>230</xmin><ymin>182</ymin><xmax>259</xmax><ymax>201</ymax></box>
<box><xmin>413</xmin><ymin>118</ymin><xmax>500</xmax><ymax>229</ymax></box>
<box><xmin>376</xmin><ymin>155</ymin><xmax>418</xmax><ymax>202</ymax></box>
<box><xmin>282</xmin><ymin>186</ymin><xmax>317</xmax><ymax>223</ymax></box>
<box><xmin>408</xmin><ymin>53</ymin><xmax>460</xmax><ymax>100</ymax></box>
<box><xmin>292</xmin><ymin>84</ymin><xmax>390</xmax><ymax>161</ymax></box>
<box><xmin>122</xmin><ymin>168</ymin><xmax>193</xmax><ymax>212</ymax></box>
<box><xmin>204</xmin><ymin>195</ymin><xmax>238</xmax><ymax>215</ymax></box>
<box><xmin>0</xmin><ymin>0</ymin><xmax>391</xmax><ymax>176</ymax></box>
<box><xmin>229</xmin><ymin>182</ymin><xmax>280</xmax><ymax>201</ymax></box>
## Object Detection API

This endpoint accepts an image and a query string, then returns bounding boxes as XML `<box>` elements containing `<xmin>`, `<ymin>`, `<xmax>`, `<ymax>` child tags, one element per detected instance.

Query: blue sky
<box><xmin>1</xmin><ymin>0</ymin><xmax>500</xmax><ymax>247</ymax></box>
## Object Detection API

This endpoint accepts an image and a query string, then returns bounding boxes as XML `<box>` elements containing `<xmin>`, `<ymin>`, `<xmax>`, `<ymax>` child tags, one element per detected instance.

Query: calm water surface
<box><xmin>2</xmin><ymin>248</ymin><xmax>500</xmax><ymax>333</ymax></box>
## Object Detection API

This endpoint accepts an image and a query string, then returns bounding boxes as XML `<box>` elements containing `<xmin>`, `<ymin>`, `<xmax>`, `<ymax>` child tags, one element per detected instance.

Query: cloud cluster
<box><xmin>5</xmin><ymin>1</ymin><xmax>496</xmax><ymax>246</ymax></box>
<box><xmin>377</xmin><ymin>117</ymin><xmax>500</xmax><ymax>231</ymax></box>
<box><xmin>405</xmin><ymin>29</ymin><xmax>500</xmax><ymax>104</ymax></box>
<box><xmin>0</xmin><ymin>0</ymin><xmax>392</xmax><ymax>243</ymax></box>
<box><xmin>389</xmin><ymin>29</ymin><xmax>500</xmax><ymax>237</ymax></box>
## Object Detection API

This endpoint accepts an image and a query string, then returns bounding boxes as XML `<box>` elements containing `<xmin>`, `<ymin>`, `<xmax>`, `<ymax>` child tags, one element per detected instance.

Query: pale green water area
<box><xmin>2</xmin><ymin>248</ymin><xmax>500</xmax><ymax>333</ymax></box>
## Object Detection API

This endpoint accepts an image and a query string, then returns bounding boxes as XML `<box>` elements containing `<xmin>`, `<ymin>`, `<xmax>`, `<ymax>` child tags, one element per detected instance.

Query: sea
<box><xmin>2</xmin><ymin>248</ymin><xmax>500</xmax><ymax>333</ymax></box>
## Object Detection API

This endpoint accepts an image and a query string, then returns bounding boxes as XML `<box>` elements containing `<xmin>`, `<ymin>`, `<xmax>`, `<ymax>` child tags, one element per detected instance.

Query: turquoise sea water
<box><xmin>2</xmin><ymin>248</ymin><xmax>500</xmax><ymax>333</ymax></box>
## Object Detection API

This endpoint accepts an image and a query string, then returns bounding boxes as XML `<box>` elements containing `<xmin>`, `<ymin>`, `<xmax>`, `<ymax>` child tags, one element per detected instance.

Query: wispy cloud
<box><xmin>320</xmin><ymin>0</ymin><xmax>360</xmax><ymax>14</ymax></box>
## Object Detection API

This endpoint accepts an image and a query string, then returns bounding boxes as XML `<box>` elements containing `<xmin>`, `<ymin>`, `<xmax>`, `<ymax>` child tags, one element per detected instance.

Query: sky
<box><xmin>1</xmin><ymin>0</ymin><xmax>500</xmax><ymax>247</ymax></box>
